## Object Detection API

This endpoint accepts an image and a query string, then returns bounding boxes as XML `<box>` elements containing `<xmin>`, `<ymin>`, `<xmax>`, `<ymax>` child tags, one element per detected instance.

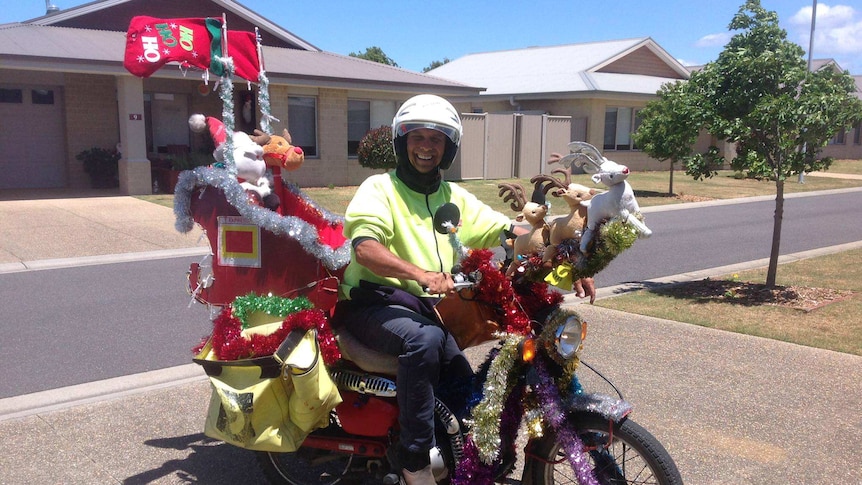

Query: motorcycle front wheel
<box><xmin>528</xmin><ymin>413</ymin><xmax>682</xmax><ymax>485</ymax></box>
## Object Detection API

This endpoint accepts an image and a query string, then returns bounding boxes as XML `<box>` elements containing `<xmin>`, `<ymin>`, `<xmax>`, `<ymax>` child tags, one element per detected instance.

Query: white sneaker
<box><xmin>401</xmin><ymin>464</ymin><xmax>435</xmax><ymax>485</ymax></box>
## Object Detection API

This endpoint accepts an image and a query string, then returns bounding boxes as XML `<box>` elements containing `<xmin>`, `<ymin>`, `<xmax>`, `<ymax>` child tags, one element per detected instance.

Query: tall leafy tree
<box><xmin>349</xmin><ymin>46</ymin><xmax>399</xmax><ymax>67</ymax></box>
<box><xmin>685</xmin><ymin>0</ymin><xmax>862</xmax><ymax>287</ymax></box>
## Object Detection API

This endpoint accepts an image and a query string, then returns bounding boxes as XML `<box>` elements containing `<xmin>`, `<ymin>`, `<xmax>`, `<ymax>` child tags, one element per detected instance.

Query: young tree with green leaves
<box><xmin>684</xmin><ymin>0</ymin><xmax>862</xmax><ymax>287</ymax></box>
<box><xmin>349</xmin><ymin>46</ymin><xmax>399</xmax><ymax>67</ymax></box>
<box><xmin>632</xmin><ymin>80</ymin><xmax>705</xmax><ymax>195</ymax></box>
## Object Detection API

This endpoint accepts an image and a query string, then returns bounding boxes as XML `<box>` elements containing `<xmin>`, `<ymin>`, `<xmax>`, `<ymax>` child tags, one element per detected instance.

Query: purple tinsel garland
<box><xmin>533</xmin><ymin>357</ymin><xmax>600</xmax><ymax>485</ymax></box>
<box><xmin>453</xmin><ymin>386</ymin><xmax>525</xmax><ymax>484</ymax></box>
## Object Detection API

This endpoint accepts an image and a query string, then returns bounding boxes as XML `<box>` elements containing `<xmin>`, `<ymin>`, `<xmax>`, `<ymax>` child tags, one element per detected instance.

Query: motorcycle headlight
<box><xmin>554</xmin><ymin>315</ymin><xmax>587</xmax><ymax>359</ymax></box>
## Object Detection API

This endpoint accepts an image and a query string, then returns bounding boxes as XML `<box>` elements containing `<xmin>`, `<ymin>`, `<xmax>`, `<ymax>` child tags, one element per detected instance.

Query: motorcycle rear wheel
<box><xmin>256</xmin><ymin>446</ymin><xmax>378</xmax><ymax>485</ymax></box>
<box><xmin>529</xmin><ymin>413</ymin><xmax>682</xmax><ymax>485</ymax></box>
<box><xmin>256</xmin><ymin>415</ymin><xmax>459</xmax><ymax>485</ymax></box>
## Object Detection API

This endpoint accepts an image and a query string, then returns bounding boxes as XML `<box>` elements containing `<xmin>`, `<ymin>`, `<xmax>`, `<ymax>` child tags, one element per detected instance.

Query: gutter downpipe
<box><xmin>509</xmin><ymin>96</ymin><xmax>521</xmax><ymax>112</ymax></box>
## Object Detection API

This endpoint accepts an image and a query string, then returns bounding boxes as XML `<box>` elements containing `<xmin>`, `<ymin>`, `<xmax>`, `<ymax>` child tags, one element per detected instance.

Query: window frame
<box><xmin>347</xmin><ymin>99</ymin><xmax>371</xmax><ymax>158</ymax></box>
<box><xmin>288</xmin><ymin>96</ymin><xmax>319</xmax><ymax>158</ymax></box>
<box><xmin>830</xmin><ymin>128</ymin><xmax>846</xmax><ymax>146</ymax></box>
<box><xmin>603</xmin><ymin>106</ymin><xmax>643</xmax><ymax>151</ymax></box>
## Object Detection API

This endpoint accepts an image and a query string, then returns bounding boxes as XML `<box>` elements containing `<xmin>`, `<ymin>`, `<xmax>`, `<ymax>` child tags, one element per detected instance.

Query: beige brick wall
<box><xmin>821</xmin><ymin>125</ymin><xmax>862</xmax><ymax>160</ymax></box>
<box><xmin>64</xmin><ymin>74</ymin><xmax>120</xmax><ymax>188</ymax></box>
<box><xmin>283</xmin><ymin>88</ymin><xmax>381</xmax><ymax>188</ymax></box>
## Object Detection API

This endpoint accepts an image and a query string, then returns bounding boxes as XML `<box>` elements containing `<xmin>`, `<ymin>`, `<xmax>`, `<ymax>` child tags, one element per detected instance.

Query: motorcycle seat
<box><xmin>334</xmin><ymin>328</ymin><xmax>399</xmax><ymax>376</ymax></box>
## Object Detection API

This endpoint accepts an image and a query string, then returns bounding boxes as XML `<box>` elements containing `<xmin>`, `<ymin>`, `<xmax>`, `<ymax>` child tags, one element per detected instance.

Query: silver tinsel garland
<box><xmin>256</xmin><ymin>70</ymin><xmax>279</xmax><ymax>134</ymax></box>
<box><xmin>214</xmin><ymin>56</ymin><xmax>237</xmax><ymax>176</ymax></box>
<box><xmin>563</xmin><ymin>392</ymin><xmax>632</xmax><ymax>423</ymax></box>
<box><xmin>173</xmin><ymin>167</ymin><xmax>351</xmax><ymax>271</ymax></box>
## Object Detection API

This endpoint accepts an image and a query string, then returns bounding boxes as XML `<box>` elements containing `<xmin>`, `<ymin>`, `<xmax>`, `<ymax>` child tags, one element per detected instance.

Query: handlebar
<box><xmin>423</xmin><ymin>269</ymin><xmax>482</xmax><ymax>294</ymax></box>
<box><xmin>451</xmin><ymin>272</ymin><xmax>478</xmax><ymax>291</ymax></box>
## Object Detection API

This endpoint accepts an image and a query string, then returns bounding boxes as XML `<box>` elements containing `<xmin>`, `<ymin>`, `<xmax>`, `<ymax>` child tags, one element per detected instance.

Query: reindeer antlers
<box><xmin>497</xmin><ymin>182</ymin><xmax>528</xmax><ymax>212</ymax></box>
<box><xmin>567</xmin><ymin>141</ymin><xmax>605</xmax><ymax>174</ymax></box>
<box><xmin>548</xmin><ymin>142</ymin><xmax>606</xmax><ymax>174</ymax></box>
<box><xmin>531</xmin><ymin>165</ymin><xmax>574</xmax><ymax>197</ymax></box>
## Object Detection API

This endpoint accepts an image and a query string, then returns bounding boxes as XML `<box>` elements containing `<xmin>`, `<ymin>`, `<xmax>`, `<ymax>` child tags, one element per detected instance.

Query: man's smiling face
<box><xmin>405</xmin><ymin>128</ymin><xmax>447</xmax><ymax>174</ymax></box>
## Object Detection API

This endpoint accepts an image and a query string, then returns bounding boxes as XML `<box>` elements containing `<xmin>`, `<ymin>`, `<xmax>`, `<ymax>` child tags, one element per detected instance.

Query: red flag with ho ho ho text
<box><xmin>124</xmin><ymin>16</ymin><xmax>261</xmax><ymax>82</ymax></box>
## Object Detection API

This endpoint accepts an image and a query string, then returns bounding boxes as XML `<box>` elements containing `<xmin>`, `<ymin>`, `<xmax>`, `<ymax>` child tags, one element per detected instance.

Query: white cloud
<box><xmin>787</xmin><ymin>3</ymin><xmax>862</xmax><ymax>70</ymax></box>
<box><xmin>695</xmin><ymin>32</ymin><xmax>733</xmax><ymax>48</ymax></box>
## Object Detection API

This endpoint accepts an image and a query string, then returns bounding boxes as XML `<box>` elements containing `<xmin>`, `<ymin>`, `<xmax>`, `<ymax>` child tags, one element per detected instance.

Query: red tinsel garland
<box><xmin>459</xmin><ymin>250</ymin><xmax>562</xmax><ymax>335</ymax></box>
<box><xmin>281</xmin><ymin>188</ymin><xmax>334</xmax><ymax>233</ymax></box>
<box><xmin>210</xmin><ymin>306</ymin><xmax>342</xmax><ymax>364</ymax></box>
<box><xmin>515</xmin><ymin>280</ymin><xmax>564</xmax><ymax>316</ymax></box>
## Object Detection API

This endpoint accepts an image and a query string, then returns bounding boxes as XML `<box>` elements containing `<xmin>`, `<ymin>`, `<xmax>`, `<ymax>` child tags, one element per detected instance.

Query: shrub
<box><xmin>76</xmin><ymin>147</ymin><xmax>120</xmax><ymax>188</ymax></box>
<box><xmin>357</xmin><ymin>125</ymin><xmax>396</xmax><ymax>170</ymax></box>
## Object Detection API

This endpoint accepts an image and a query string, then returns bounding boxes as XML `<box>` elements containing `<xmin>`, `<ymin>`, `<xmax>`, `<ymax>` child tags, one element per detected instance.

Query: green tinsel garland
<box><xmin>573</xmin><ymin>214</ymin><xmax>641</xmax><ymax>278</ymax></box>
<box><xmin>230</xmin><ymin>293</ymin><xmax>315</xmax><ymax>329</ymax></box>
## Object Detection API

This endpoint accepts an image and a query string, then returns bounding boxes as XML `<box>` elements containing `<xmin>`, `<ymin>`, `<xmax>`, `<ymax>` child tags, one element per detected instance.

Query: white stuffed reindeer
<box><xmin>553</xmin><ymin>142</ymin><xmax>652</xmax><ymax>254</ymax></box>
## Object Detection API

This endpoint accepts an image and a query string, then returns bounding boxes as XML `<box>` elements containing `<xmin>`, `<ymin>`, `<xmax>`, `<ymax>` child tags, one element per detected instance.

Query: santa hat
<box><xmin>189</xmin><ymin>114</ymin><xmax>226</xmax><ymax>146</ymax></box>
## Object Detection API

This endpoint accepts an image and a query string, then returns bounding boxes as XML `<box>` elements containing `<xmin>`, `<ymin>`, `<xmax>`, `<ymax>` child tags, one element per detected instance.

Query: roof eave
<box><xmin>0</xmin><ymin>55</ymin><xmax>127</xmax><ymax>75</ymax></box>
<box><xmin>266</xmin><ymin>73</ymin><xmax>483</xmax><ymax>96</ymax></box>
<box><xmin>466</xmin><ymin>90</ymin><xmax>660</xmax><ymax>103</ymax></box>
<box><xmin>0</xmin><ymin>54</ymin><xmax>484</xmax><ymax>96</ymax></box>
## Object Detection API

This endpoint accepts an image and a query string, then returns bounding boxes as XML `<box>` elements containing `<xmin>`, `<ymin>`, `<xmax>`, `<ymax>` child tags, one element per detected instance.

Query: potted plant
<box><xmin>163</xmin><ymin>152</ymin><xmax>213</xmax><ymax>193</ymax></box>
<box><xmin>76</xmin><ymin>147</ymin><xmax>120</xmax><ymax>188</ymax></box>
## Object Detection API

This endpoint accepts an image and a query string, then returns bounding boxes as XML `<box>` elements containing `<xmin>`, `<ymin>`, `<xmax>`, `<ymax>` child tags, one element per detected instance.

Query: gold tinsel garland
<box><xmin>470</xmin><ymin>335</ymin><xmax>522</xmax><ymax>464</ymax></box>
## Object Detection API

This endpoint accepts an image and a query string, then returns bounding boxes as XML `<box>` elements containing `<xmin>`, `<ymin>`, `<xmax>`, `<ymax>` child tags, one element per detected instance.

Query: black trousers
<box><xmin>343</xmin><ymin>303</ymin><xmax>473</xmax><ymax>455</ymax></box>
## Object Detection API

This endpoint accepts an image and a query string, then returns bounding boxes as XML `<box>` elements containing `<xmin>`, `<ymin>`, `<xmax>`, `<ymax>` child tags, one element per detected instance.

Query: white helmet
<box><xmin>392</xmin><ymin>94</ymin><xmax>462</xmax><ymax>170</ymax></box>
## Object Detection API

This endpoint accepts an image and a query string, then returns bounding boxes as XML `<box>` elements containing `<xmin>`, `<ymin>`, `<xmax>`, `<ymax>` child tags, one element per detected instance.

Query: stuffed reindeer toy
<box><xmin>497</xmin><ymin>182</ymin><xmax>549</xmax><ymax>276</ymax></box>
<box><xmin>552</xmin><ymin>142</ymin><xmax>652</xmax><ymax>254</ymax></box>
<box><xmin>530</xmin><ymin>163</ymin><xmax>595</xmax><ymax>266</ymax></box>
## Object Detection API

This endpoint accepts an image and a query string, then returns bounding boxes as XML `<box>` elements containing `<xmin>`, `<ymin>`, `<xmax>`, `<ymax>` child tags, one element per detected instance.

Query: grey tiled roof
<box><xmin>0</xmin><ymin>23</ymin><xmax>479</xmax><ymax>94</ymax></box>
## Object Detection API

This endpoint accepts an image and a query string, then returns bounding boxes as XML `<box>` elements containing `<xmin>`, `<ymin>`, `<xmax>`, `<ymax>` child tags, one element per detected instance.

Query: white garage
<box><xmin>0</xmin><ymin>84</ymin><xmax>66</xmax><ymax>189</ymax></box>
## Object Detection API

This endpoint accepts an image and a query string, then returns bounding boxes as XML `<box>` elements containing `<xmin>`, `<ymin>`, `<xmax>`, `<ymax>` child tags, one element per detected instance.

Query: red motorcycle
<box><xmin>176</xmin><ymin>170</ymin><xmax>682</xmax><ymax>485</ymax></box>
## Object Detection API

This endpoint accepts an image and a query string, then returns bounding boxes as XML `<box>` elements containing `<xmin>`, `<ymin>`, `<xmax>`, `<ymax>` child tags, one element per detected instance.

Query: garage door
<box><xmin>0</xmin><ymin>85</ymin><xmax>66</xmax><ymax>189</ymax></box>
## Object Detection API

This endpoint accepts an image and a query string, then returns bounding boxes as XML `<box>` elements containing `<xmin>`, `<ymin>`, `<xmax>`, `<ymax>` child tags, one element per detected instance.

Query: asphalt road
<box><xmin>0</xmin><ymin>256</ymin><xmax>211</xmax><ymax>398</ymax></box>
<box><xmin>595</xmin><ymin>190</ymin><xmax>862</xmax><ymax>288</ymax></box>
<box><xmin>1</xmin><ymin>190</ymin><xmax>860</xmax><ymax>398</ymax></box>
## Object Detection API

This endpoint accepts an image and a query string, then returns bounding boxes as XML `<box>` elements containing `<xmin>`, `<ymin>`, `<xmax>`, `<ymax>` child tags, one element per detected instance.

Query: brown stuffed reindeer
<box><xmin>531</xmin><ymin>159</ymin><xmax>595</xmax><ymax>267</ymax></box>
<box><xmin>497</xmin><ymin>182</ymin><xmax>549</xmax><ymax>276</ymax></box>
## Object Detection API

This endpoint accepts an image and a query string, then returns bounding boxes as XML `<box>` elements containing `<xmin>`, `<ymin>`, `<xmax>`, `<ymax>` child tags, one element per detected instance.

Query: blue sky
<box><xmin>3</xmin><ymin>1</ymin><xmax>860</xmax><ymax>73</ymax></box>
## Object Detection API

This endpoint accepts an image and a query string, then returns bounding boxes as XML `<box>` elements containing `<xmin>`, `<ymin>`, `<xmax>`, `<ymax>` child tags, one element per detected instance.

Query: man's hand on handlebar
<box><xmin>421</xmin><ymin>271</ymin><xmax>454</xmax><ymax>295</ymax></box>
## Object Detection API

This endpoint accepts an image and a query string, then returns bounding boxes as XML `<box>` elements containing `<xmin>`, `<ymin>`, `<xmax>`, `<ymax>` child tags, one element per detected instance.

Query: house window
<box><xmin>603</xmin><ymin>107</ymin><xmax>642</xmax><ymax>150</ymax></box>
<box><xmin>348</xmin><ymin>100</ymin><xmax>370</xmax><ymax>157</ymax></box>
<box><xmin>31</xmin><ymin>89</ymin><xmax>55</xmax><ymax>105</ymax></box>
<box><xmin>829</xmin><ymin>129</ymin><xmax>846</xmax><ymax>145</ymax></box>
<box><xmin>288</xmin><ymin>96</ymin><xmax>318</xmax><ymax>157</ymax></box>
<box><xmin>0</xmin><ymin>88</ymin><xmax>23</xmax><ymax>103</ymax></box>
<box><xmin>854</xmin><ymin>123</ymin><xmax>861</xmax><ymax>145</ymax></box>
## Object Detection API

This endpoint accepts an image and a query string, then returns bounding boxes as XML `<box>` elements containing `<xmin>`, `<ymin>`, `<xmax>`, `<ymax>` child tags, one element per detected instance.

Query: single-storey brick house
<box><xmin>0</xmin><ymin>0</ymin><xmax>481</xmax><ymax>193</ymax></box>
<box><xmin>429</xmin><ymin>41</ymin><xmax>862</xmax><ymax>170</ymax></box>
